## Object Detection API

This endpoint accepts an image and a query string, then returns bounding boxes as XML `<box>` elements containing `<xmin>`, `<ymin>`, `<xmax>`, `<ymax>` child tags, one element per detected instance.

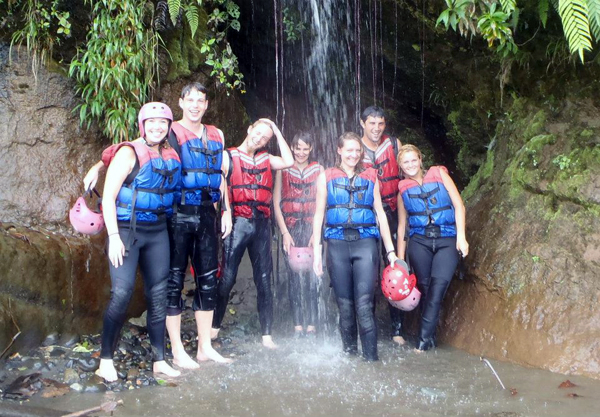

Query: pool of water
<box><xmin>30</xmin><ymin>336</ymin><xmax>600</xmax><ymax>417</ymax></box>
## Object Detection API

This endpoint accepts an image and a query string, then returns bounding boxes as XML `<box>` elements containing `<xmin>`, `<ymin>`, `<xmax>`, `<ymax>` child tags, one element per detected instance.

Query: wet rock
<box><xmin>77</xmin><ymin>357</ymin><xmax>99</xmax><ymax>372</ymax></box>
<box><xmin>83</xmin><ymin>382</ymin><xmax>107</xmax><ymax>393</ymax></box>
<box><xmin>40</xmin><ymin>378</ymin><xmax>70</xmax><ymax>398</ymax></box>
<box><xmin>49</xmin><ymin>348</ymin><xmax>67</xmax><ymax>358</ymax></box>
<box><xmin>127</xmin><ymin>367</ymin><xmax>140</xmax><ymax>381</ymax></box>
<box><xmin>42</xmin><ymin>333</ymin><xmax>59</xmax><ymax>347</ymax></box>
<box><xmin>63</xmin><ymin>368</ymin><xmax>80</xmax><ymax>384</ymax></box>
<box><xmin>70</xmin><ymin>382</ymin><xmax>84</xmax><ymax>392</ymax></box>
<box><xmin>128</xmin><ymin>311</ymin><xmax>147</xmax><ymax>327</ymax></box>
<box><xmin>65</xmin><ymin>359</ymin><xmax>74</xmax><ymax>368</ymax></box>
<box><xmin>59</xmin><ymin>333</ymin><xmax>80</xmax><ymax>348</ymax></box>
<box><xmin>131</xmin><ymin>345</ymin><xmax>147</xmax><ymax>357</ymax></box>
<box><xmin>117</xmin><ymin>370</ymin><xmax>127</xmax><ymax>380</ymax></box>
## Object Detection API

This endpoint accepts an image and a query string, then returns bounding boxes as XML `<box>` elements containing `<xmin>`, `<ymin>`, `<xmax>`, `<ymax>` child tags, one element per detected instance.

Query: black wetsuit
<box><xmin>212</xmin><ymin>216</ymin><xmax>274</xmax><ymax>334</ymax></box>
<box><xmin>101</xmin><ymin>221</ymin><xmax>169</xmax><ymax>360</ymax></box>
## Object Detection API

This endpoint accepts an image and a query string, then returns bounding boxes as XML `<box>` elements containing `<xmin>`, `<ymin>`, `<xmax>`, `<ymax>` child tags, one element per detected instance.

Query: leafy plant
<box><xmin>282</xmin><ymin>6</ymin><xmax>306</xmax><ymax>42</ymax></box>
<box><xmin>69</xmin><ymin>0</ymin><xmax>160</xmax><ymax>143</ymax></box>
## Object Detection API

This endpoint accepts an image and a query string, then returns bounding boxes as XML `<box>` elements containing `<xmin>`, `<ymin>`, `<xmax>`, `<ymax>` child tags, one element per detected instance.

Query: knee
<box><xmin>106</xmin><ymin>286</ymin><xmax>133</xmax><ymax>321</ymax></box>
<box><xmin>147</xmin><ymin>281</ymin><xmax>168</xmax><ymax>321</ymax></box>
<box><xmin>356</xmin><ymin>295</ymin><xmax>375</xmax><ymax>332</ymax></box>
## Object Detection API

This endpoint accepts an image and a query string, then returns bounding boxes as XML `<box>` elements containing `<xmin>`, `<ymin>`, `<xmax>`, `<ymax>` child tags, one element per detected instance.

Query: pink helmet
<box><xmin>69</xmin><ymin>190</ymin><xmax>104</xmax><ymax>235</ymax></box>
<box><xmin>389</xmin><ymin>286</ymin><xmax>421</xmax><ymax>311</ymax></box>
<box><xmin>288</xmin><ymin>246</ymin><xmax>313</xmax><ymax>273</ymax></box>
<box><xmin>381</xmin><ymin>259</ymin><xmax>413</xmax><ymax>301</ymax></box>
<box><xmin>138</xmin><ymin>102</ymin><xmax>173</xmax><ymax>137</ymax></box>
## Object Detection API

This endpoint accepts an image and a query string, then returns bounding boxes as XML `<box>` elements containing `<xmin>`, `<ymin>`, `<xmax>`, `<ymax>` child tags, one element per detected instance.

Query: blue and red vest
<box><xmin>398</xmin><ymin>166</ymin><xmax>456</xmax><ymax>237</ymax></box>
<box><xmin>324</xmin><ymin>167</ymin><xmax>380</xmax><ymax>240</ymax></box>
<box><xmin>170</xmin><ymin>122</ymin><xmax>223</xmax><ymax>206</ymax></box>
<box><xmin>280</xmin><ymin>161</ymin><xmax>321</xmax><ymax>229</ymax></box>
<box><xmin>229</xmin><ymin>148</ymin><xmax>273</xmax><ymax>219</ymax></box>
<box><xmin>362</xmin><ymin>135</ymin><xmax>400</xmax><ymax>212</ymax></box>
<box><xmin>102</xmin><ymin>141</ymin><xmax>181</xmax><ymax>222</ymax></box>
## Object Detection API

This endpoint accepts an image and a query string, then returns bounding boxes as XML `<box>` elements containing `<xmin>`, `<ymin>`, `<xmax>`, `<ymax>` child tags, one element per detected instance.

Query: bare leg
<box><xmin>294</xmin><ymin>325</ymin><xmax>303</xmax><ymax>333</ymax></box>
<box><xmin>262</xmin><ymin>335</ymin><xmax>278</xmax><ymax>349</ymax></box>
<box><xmin>166</xmin><ymin>314</ymin><xmax>200</xmax><ymax>369</ymax></box>
<box><xmin>96</xmin><ymin>358</ymin><xmax>118</xmax><ymax>382</ymax></box>
<box><xmin>153</xmin><ymin>360</ymin><xmax>181</xmax><ymax>378</ymax></box>
<box><xmin>196</xmin><ymin>311</ymin><xmax>233</xmax><ymax>363</ymax></box>
<box><xmin>306</xmin><ymin>325</ymin><xmax>316</xmax><ymax>333</ymax></box>
<box><xmin>210</xmin><ymin>327</ymin><xmax>220</xmax><ymax>340</ymax></box>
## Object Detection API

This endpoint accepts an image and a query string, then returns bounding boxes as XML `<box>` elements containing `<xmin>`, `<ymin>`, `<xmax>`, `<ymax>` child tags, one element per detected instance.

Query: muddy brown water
<box><xmin>25</xmin><ymin>339</ymin><xmax>600</xmax><ymax>417</ymax></box>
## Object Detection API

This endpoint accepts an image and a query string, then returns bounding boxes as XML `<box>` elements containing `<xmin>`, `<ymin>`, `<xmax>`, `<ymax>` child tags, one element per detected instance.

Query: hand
<box><xmin>387</xmin><ymin>252</ymin><xmax>399</xmax><ymax>266</ymax></box>
<box><xmin>108</xmin><ymin>235</ymin><xmax>125</xmax><ymax>268</ymax></box>
<box><xmin>457</xmin><ymin>237</ymin><xmax>469</xmax><ymax>257</ymax></box>
<box><xmin>282</xmin><ymin>232</ymin><xmax>295</xmax><ymax>254</ymax></box>
<box><xmin>221</xmin><ymin>210</ymin><xmax>232</xmax><ymax>239</ymax></box>
<box><xmin>313</xmin><ymin>246</ymin><xmax>324</xmax><ymax>277</ymax></box>
<box><xmin>83</xmin><ymin>166</ymin><xmax>100</xmax><ymax>192</ymax></box>
<box><xmin>259</xmin><ymin>118</ymin><xmax>281</xmax><ymax>136</ymax></box>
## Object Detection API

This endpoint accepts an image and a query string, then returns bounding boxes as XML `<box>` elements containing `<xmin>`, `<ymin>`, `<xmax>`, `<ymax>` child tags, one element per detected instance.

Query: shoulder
<box><xmin>425</xmin><ymin>166</ymin><xmax>448</xmax><ymax>182</ymax></box>
<box><xmin>361</xmin><ymin>167</ymin><xmax>378</xmax><ymax>182</ymax></box>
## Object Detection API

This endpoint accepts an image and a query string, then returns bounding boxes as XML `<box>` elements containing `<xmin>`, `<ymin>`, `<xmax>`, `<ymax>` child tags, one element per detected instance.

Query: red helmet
<box><xmin>288</xmin><ymin>246</ymin><xmax>313</xmax><ymax>273</ymax></box>
<box><xmin>69</xmin><ymin>190</ymin><xmax>104</xmax><ymax>235</ymax></box>
<box><xmin>389</xmin><ymin>286</ymin><xmax>421</xmax><ymax>311</ymax></box>
<box><xmin>138</xmin><ymin>102</ymin><xmax>173</xmax><ymax>138</ymax></box>
<box><xmin>381</xmin><ymin>259</ymin><xmax>414</xmax><ymax>301</ymax></box>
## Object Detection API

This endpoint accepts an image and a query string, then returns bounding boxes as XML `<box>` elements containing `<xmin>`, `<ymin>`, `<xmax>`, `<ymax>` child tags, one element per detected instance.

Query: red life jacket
<box><xmin>280</xmin><ymin>161</ymin><xmax>321</xmax><ymax>229</ymax></box>
<box><xmin>229</xmin><ymin>148</ymin><xmax>273</xmax><ymax>218</ymax></box>
<box><xmin>362</xmin><ymin>135</ymin><xmax>400</xmax><ymax>211</ymax></box>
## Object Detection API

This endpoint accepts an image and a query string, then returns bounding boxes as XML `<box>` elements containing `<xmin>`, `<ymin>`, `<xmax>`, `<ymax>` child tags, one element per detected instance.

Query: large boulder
<box><xmin>440</xmin><ymin>96</ymin><xmax>600</xmax><ymax>379</ymax></box>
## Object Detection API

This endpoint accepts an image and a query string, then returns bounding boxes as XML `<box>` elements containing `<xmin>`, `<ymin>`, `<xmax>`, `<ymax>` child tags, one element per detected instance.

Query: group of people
<box><xmin>81</xmin><ymin>82</ymin><xmax>468</xmax><ymax>381</ymax></box>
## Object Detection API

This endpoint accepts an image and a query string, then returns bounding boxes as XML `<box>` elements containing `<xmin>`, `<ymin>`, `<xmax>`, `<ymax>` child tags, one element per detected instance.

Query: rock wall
<box><xmin>440</xmin><ymin>96</ymin><xmax>600</xmax><ymax>379</ymax></box>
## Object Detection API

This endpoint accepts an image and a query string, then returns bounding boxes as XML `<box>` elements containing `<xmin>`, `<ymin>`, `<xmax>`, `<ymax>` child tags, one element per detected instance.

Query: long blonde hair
<box><xmin>336</xmin><ymin>132</ymin><xmax>364</xmax><ymax>173</ymax></box>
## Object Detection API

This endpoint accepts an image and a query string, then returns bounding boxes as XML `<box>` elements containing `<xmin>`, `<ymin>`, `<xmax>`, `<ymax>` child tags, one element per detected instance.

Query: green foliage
<box><xmin>436</xmin><ymin>0</ymin><xmax>600</xmax><ymax>62</ymax></box>
<box><xmin>9</xmin><ymin>0</ymin><xmax>72</xmax><ymax>79</ymax></box>
<box><xmin>552</xmin><ymin>154</ymin><xmax>573</xmax><ymax>169</ymax></box>
<box><xmin>68</xmin><ymin>0</ymin><xmax>160</xmax><ymax>143</ymax></box>
<box><xmin>282</xmin><ymin>6</ymin><xmax>306</xmax><ymax>42</ymax></box>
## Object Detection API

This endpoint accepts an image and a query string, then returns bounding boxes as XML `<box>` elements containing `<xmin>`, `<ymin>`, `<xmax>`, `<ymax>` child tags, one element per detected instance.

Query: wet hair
<box><xmin>180</xmin><ymin>82</ymin><xmax>208</xmax><ymax>99</ymax></box>
<box><xmin>360</xmin><ymin>106</ymin><xmax>386</xmax><ymax>122</ymax></box>
<box><xmin>251</xmin><ymin>119</ymin><xmax>272</xmax><ymax>129</ymax></box>
<box><xmin>336</xmin><ymin>132</ymin><xmax>364</xmax><ymax>173</ymax></box>
<box><xmin>291</xmin><ymin>131</ymin><xmax>313</xmax><ymax>148</ymax></box>
<box><xmin>396</xmin><ymin>144</ymin><xmax>423</xmax><ymax>173</ymax></box>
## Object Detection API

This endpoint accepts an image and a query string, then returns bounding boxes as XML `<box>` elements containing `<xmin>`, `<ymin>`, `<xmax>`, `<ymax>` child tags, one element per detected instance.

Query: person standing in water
<box><xmin>211</xmin><ymin>119</ymin><xmax>294</xmax><ymax>349</ymax></box>
<box><xmin>312</xmin><ymin>132</ymin><xmax>398</xmax><ymax>361</ymax></box>
<box><xmin>396</xmin><ymin>144</ymin><xmax>468</xmax><ymax>351</ymax></box>
<box><xmin>359</xmin><ymin>106</ymin><xmax>406</xmax><ymax>346</ymax></box>
<box><xmin>273</xmin><ymin>132</ymin><xmax>324</xmax><ymax>338</ymax></box>
<box><xmin>96</xmin><ymin>102</ymin><xmax>181</xmax><ymax>381</ymax></box>
<box><xmin>84</xmin><ymin>83</ymin><xmax>232</xmax><ymax>368</ymax></box>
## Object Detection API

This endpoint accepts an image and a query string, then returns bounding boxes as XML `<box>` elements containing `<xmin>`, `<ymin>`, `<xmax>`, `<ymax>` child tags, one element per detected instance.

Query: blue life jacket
<box><xmin>112</xmin><ymin>141</ymin><xmax>182</xmax><ymax>222</ymax></box>
<box><xmin>324</xmin><ymin>167</ymin><xmax>380</xmax><ymax>240</ymax></box>
<box><xmin>399</xmin><ymin>166</ymin><xmax>456</xmax><ymax>237</ymax></box>
<box><xmin>170</xmin><ymin>122</ymin><xmax>223</xmax><ymax>206</ymax></box>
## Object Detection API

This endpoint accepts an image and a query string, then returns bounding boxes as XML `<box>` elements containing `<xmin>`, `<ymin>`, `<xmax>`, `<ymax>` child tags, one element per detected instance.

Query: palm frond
<box><xmin>184</xmin><ymin>4</ymin><xmax>199</xmax><ymax>38</ymax></box>
<box><xmin>167</xmin><ymin>0</ymin><xmax>181</xmax><ymax>26</ymax></box>
<box><xmin>499</xmin><ymin>0</ymin><xmax>516</xmax><ymax>14</ymax></box>
<box><xmin>539</xmin><ymin>0</ymin><xmax>549</xmax><ymax>28</ymax></box>
<box><xmin>587</xmin><ymin>0</ymin><xmax>600</xmax><ymax>40</ymax></box>
<box><xmin>558</xmin><ymin>0</ymin><xmax>592</xmax><ymax>62</ymax></box>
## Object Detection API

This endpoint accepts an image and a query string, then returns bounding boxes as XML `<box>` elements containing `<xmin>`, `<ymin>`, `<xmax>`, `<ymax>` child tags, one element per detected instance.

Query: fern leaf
<box><xmin>167</xmin><ymin>0</ymin><xmax>181</xmax><ymax>26</ymax></box>
<box><xmin>539</xmin><ymin>0</ymin><xmax>549</xmax><ymax>27</ymax></box>
<box><xmin>185</xmin><ymin>5</ymin><xmax>199</xmax><ymax>38</ymax></box>
<box><xmin>499</xmin><ymin>0</ymin><xmax>516</xmax><ymax>14</ymax></box>
<box><xmin>587</xmin><ymin>0</ymin><xmax>600</xmax><ymax>40</ymax></box>
<box><xmin>558</xmin><ymin>0</ymin><xmax>592</xmax><ymax>62</ymax></box>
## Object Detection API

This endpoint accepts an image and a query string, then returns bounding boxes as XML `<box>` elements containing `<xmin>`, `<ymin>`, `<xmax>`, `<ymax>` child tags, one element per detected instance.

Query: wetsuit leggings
<box><xmin>166</xmin><ymin>207</ymin><xmax>218</xmax><ymax>315</ymax></box>
<box><xmin>327</xmin><ymin>238</ymin><xmax>379</xmax><ymax>361</ymax></box>
<box><xmin>101</xmin><ymin>221</ymin><xmax>169</xmax><ymax>361</ymax></box>
<box><xmin>407</xmin><ymin>233</ymin><xmax>459</xmax><ymax>351</ymax></box>
<box><xmin>213</xmin><ymin>216</ymin><xmax>273</xmax><ymax>335</ymax></box>
<box><xmin>286</xmin><ymin>221</ymin><xmax>318</xmax><ymax>328</ymax></box>
<box><xmin>383</xmin><ymin>207</ymin><xmax>405</xmax><ymax>338</ymax></box>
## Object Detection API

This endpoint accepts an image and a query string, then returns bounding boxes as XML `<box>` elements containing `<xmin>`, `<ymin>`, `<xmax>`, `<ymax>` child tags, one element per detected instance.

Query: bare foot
<box><xmin>153</xmin><ymin>361</ymin><xmax>181</xmax><ymax>378</ymax></box>
<box><xmin>210</xmin><ymin>328</ymin><xmax>220</xmax><ymax>340</ymax></box>
<box><xmin>392</xmin><ymin>335</ymin><xmax>406</xmax><ymax>346</ymax></box>
<box><xmin>95</xmin><ymin>359</ymin><xmax>118</xmax><ymax>382</ymax></box>
<box><xmin>172</xmin><ymin>350</ymin><xmax>200</xmax><ymax>369</ymax></box>
<box><xmin>197</xmin><ymin>345</ymin><xmax>233</xmax><ymax>364</ymax></box>
<box><xmin>306</xmin><ymin>325</ymin><xmax>316</xmax><ymax>333</ymax></box>
<box><xmin>413</xmin><ymin>348</ymin><xmax>425</xmax><ymax>354</ymax></box>
<box><xmin>262</xmin><ymin>335</ymin><xmax>278</xmax><ymax>349</ymax></box>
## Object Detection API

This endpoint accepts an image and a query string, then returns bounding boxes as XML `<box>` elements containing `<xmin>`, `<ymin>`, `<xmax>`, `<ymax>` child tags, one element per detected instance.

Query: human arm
<box><xmin>219</xmin><ymin>147</ymin><xmax>232</xmax><ymax>239</ymax></box>
<box><xmin>260</xmin><ymin>119</ymin><xmax>294</xmax><ymax>170</ymax></box>
<box><xmin>396</xmin><ymin>195</ymin><xmax>407</xmax><ymax>261</ymax></box>
<box><xmin>103</xmin><ymin>146</ymin><xmax>136</xmax><ymax>268</ymax></box>
<box><xmin>307</xmin><ymin>165</ymin><xmax>325</xmax><ymax>248</ymax></box>
<box><xmin>373</xmin><ymin>179</ymin><xmax>399</xmax><ymax>266</ymax></box>
<box><xmin>312</xmin><ymin>172</ymin><xmax>327</xmax><ymax>276</ymax></box>
<box><xmin>273</xmin><ymin>170</ymin><xmax>294</xmax><ymax>253</ymax></box>
<box><xmin>440</xmin><ymin>168</ymin><xmax>469</xmax><ymax>257</ymax></box>
<box><xmin>83</xmin><ymin>160</ymin><xmax>105</xmax><ymax>191</ymax></box>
